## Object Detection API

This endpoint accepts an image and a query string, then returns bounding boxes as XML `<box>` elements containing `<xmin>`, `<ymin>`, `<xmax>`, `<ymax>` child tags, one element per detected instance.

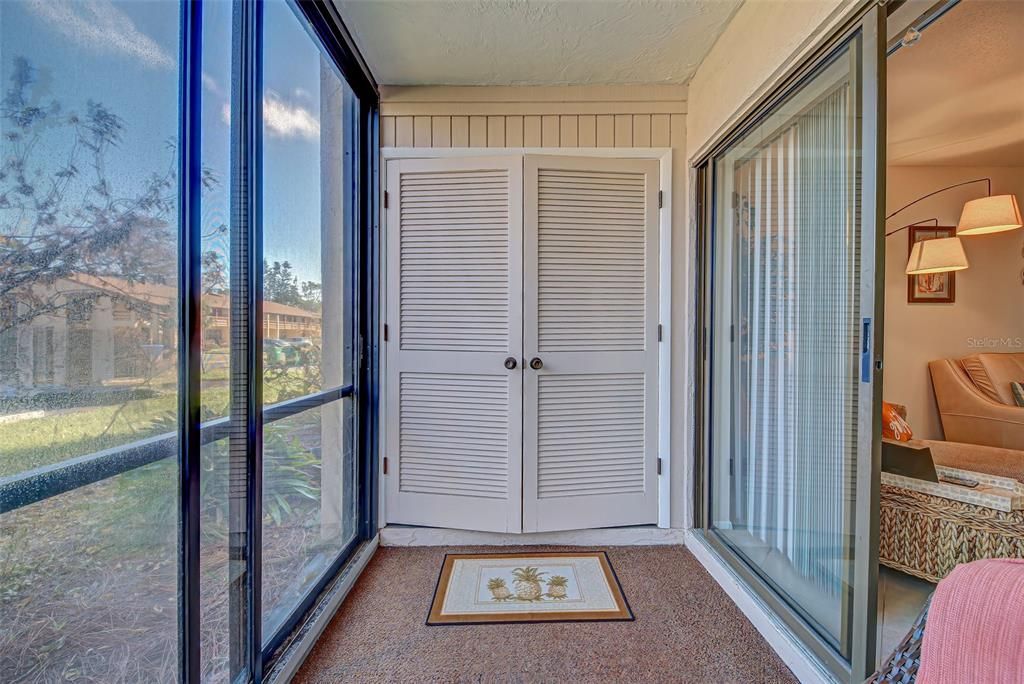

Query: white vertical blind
<box><xmin>724</xmin><ymin>81</ymin><xmax>860</xmax><ymax>602</ymax></box>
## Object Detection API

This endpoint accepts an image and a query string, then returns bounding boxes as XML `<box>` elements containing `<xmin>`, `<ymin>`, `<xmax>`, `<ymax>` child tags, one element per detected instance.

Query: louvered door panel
<box><xmin>399</xmin><ymin>372</ymin><xmax>509</xmax><ymax>499</ymax></box>
<box><xmin>523</xmin><ymin>156</ymin><xmax>660</xmax><ymax>533</ymax></box>
<box><xmin>537</xmin><ymin>169</ymin><xmax>646</xmax><ymax>352</ymax></box>
<box><xmin>385</xmin><ymin>157</ymin><xmax>523</xmax><ymax>533</ymax></box>
<box><xmin>537</xmin><ymin>373</ymin><xmax>645</xmax><ymax>499</ymax></box>
<box><xmin>399</xmin><ymin>169</ymin><xmax>510</xmax><ymax>352</ymax></box>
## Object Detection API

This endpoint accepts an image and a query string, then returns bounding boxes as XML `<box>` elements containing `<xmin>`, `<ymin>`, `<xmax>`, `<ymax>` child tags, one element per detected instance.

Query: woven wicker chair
<box><xmin>867</xmin><ymin>597</ymin><xmax>931</xmax><ymax>683</ymax></box>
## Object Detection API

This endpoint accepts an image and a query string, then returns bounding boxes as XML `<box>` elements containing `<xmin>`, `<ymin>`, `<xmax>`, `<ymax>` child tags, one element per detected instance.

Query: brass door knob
<box><xmin>529</xmin><ymin>357</ymin><xmax>543</xmax><ymax>370</ymax></box>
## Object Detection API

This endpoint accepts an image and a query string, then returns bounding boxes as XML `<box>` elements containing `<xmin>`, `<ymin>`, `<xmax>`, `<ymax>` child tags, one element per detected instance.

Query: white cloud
<box><xmin>218</xmin><ymin>94</ymin><xmax>319</xmax><ymax>142</ymax></box>
<box><xmin>202</xmin><ymin>72</ymin><xmax>223</xmax><ymax>96</ymax></box>
<box><xmin>25</xmin><ymin>0</ymin><xmax>174</xmax><ymax>70</ymax></box>
<box><xmin>263</xmin><ymin>91</ymin><xmax>320</xmax><ymax>140</ymax></box>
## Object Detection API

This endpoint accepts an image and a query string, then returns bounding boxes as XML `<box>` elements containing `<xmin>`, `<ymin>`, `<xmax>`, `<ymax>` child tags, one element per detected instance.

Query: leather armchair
<box><xmin>928</xmin><ymin>353</ymin><xmax>1024</xmax><ymax>451</ymax></box>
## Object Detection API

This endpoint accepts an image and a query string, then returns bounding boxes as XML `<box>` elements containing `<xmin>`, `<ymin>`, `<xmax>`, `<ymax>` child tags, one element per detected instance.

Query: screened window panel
<box><xmin>0</xmin><ymin>1</ymin><xmax>371</xmax><ymax>681</ymax></box>
<box><xmin>260</xmin><ymin>0</ymin><xmax>359</xmax><ymax>645</ymax></box>
<box><xmin>0</xmin><ymin>1</ymin><xmax>182</xmax><ymax>679</ymax></box>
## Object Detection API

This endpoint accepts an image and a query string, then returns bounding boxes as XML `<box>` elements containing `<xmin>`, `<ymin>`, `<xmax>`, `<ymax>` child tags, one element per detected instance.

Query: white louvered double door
<box><xmin>385</xmin><ymin>154</ymin><xmax>659</xmax><ymax>533</ymax></box>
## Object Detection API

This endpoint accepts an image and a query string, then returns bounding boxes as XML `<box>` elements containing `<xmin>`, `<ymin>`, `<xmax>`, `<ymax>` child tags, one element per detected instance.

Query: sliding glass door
<box><xmin>697</xmin><ymin>5</ymin><xmax>883</xmax><ymax>680</ymax></box>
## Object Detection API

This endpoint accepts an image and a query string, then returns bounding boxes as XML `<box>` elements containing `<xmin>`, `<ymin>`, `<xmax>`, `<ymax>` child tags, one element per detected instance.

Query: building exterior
<box><xmin>0</xmin><ymin>274</ymin><xmax>321</xmax><ymax>390</ymax></box>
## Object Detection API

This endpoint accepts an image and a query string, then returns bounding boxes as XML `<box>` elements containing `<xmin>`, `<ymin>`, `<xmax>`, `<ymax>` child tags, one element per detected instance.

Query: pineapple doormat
<box><xmin>427</xmin><ymin>551</ymin><xmax>633</xmax><ymax>625</ymax></box>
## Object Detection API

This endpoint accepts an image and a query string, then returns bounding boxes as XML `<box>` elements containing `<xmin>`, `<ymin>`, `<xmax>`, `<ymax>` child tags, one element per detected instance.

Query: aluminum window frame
<box><xmin>0</xmin><ymin>2</ymin><xmax>379</xmax><ymax>682</ymax></box>
<box><xmin>691</xmin><ymin>3</ymin><xmax>885</xmax><ymax>681</ymax></box>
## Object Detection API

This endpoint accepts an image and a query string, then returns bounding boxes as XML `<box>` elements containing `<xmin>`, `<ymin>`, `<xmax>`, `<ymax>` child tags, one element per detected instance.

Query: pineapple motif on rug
<box><xmin>427</xmin><ymin>551</ymin><xmax>633</xmax><ymax>625</ymax></box>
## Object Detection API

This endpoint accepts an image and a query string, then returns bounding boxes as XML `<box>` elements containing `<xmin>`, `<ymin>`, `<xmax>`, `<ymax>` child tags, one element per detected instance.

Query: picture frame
<box><xmin>908</xmin><ymin>225</ymin><xmax>957</xmax><ymax>303</ymax></box>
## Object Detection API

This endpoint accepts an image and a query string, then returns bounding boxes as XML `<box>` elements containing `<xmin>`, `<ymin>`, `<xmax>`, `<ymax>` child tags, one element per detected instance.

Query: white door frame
<box><xmin>379</xmin><ymin>146</ymin><xmax>673</xmax><ymax>530</ymax></box>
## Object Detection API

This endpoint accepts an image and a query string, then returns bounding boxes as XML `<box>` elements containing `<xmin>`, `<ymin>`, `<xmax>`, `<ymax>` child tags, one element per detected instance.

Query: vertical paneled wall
<box><xmin>379</xmin><ymin>85</ymin><xmax>686</xmax><ymax>151</ymax></box>
<box><xmin>383</xmin><ymin>112</ymin><xmax>683</xmax><ymax>149</ymax></box>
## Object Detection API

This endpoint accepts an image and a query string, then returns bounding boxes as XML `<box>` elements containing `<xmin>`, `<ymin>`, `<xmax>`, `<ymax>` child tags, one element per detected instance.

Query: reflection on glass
<box><xmin>260</xmin><ymin>0</ymin><xmax>357</xmax><ymax>640</ymax></box>
<box><xmin>199</xmin><ymin>2</ymin><xmax>233</xmax><ymax>681</ymax></box>
<box><xmin>0</xmin><ymin>0</ymin><xmax>180</xmax><ymax>679</ymax></box>
<box><xmin>261</xmin><ymin>401</ymin><xmax>356</xmax><ymax>637</ymax></box>
<box><xmin>0</xmin><ymin>465</ymin><xmax>180</xmax><ymax>679</ymax></box>
<box><xmin>708</xmin><ymin>42</ymin><xmax>862</xmax><ymax>652</ymax></box>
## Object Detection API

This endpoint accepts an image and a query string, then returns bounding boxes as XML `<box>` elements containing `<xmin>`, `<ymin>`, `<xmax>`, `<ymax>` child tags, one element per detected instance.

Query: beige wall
<box><xmin>686</xmin><ymin>0</ymin><xmax>855</xmax><ymax>159</ymax></box>
<box><xmin>380</xmin><ymin>84</ymin><xmax>692</xmax><ymax>527</ymax></box>
<box><xmin>883</xmin><ymin>166</ymin><xmax>1024</xmax><ymax>439</ymax></box>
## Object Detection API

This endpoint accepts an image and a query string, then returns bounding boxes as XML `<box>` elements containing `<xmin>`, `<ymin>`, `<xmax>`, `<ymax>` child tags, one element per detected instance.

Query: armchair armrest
<box><xmin>929</xmin><ymin>360</ymin><xmax>1024</xmax><ymax>451</ymax></box>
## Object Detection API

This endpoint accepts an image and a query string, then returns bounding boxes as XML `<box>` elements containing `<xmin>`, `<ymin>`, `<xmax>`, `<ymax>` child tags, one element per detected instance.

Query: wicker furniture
<box><xmin>880</xmin><ymin>470</ymin><xmax>1024</xmax><ymax>583</ymax></box>
<box><xmin>869</xmin><ymin>597</ymin><xmax>930</xmax><ymax>683</ymax></box>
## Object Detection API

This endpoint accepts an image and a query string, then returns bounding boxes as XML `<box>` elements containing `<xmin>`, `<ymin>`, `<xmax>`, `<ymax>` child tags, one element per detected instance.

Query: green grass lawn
<box><xmin>1</xmin><ymin>367</ymin><xmax>323</xmax><ymax>478</ymax></box>
<box><xmin>0</xmin><ymin>389</ymin><xmax>220</xmax><ymax>478</ymax></box>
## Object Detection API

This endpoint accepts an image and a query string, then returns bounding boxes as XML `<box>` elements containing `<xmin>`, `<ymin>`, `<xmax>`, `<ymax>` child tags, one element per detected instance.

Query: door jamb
<box><xmin>379</xmin><ymin>146</ymin><xmax>673</xmax><ymax>530</ymax></box>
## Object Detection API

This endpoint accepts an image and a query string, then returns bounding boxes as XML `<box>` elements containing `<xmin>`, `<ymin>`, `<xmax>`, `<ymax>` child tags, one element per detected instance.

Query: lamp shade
<box><xmin>956</xmin><ymin>194</ymin><xmax>1023</xmax><ymax>235</ymax></box>
<box><xmin>905</xmin><ymin>237</ymin><xmax>969</xmax><ymax>275</ymax></box>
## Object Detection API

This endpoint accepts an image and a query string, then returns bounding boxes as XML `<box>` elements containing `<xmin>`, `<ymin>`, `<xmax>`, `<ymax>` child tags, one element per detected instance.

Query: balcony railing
<box><xmin>0</xmin><ymin>384</ymin><xmax>352</xmax><ymax>514</ymax></box>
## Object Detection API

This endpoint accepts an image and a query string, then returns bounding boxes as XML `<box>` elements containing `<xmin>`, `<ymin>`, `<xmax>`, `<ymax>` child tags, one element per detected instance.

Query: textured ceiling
<box><xmin>888</xmin><ymin>0</ymin><xmax>1024</xmax><ymax>166</ymax></box>
<box><xmin>333</xmin><ymin>0</ymin><xmax>743</xmax><ymax>86</ymax></box>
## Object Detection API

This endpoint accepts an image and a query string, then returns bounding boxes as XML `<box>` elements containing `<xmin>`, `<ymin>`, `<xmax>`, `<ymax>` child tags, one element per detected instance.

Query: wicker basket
<box><xmin>880</xmin><ymin>484</ymin><xmax>1024</xmax><ymax>583</ymax></box>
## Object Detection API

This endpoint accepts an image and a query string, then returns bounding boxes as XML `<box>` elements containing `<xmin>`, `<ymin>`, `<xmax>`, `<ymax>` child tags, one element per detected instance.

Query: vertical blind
<box><xmin>727</xmin><ymin>81</ymin><xmax>859</xmax><ymax>602</ymax></box>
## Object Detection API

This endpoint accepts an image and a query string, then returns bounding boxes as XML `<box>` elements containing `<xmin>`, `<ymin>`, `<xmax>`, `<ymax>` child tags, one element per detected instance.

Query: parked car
<box><xmin>263</xmin><ymin>338</ymin><xmax>300</xmax><ymax>366</ymax></box>
<box><xmin>284</xmin><ymin>337</ymin><xmax>314</xmax><ymax>351</ymax></box>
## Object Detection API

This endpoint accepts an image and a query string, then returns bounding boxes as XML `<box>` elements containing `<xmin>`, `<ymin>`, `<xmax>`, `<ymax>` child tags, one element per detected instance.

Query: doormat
<box><xmin>427</xmin><ymin>551</ymin><xmax>633</xmax><ymax>625</ymax></box>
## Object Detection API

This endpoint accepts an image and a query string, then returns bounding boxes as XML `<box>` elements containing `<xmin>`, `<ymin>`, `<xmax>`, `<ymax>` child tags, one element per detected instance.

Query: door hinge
<box><xmin>382</xmin><ymin>457</ymin><xmax>389</xmax><ymax>475</ymax></box>
<box><xmin>658</xmin><ymin>190</ymin><xmax>663</xmax><ymax>209</ymax></box>
<box><xmin>383</xmin><ymin>324</ymin><xmax>389</xmax><ymax>342</ymax></box>
<box><xmin>657</xmin><ymin>457</ymin><xmax>663</xmax><ymax>475</ymax></box>
<box><xmin>383</xmin><ymin>190</ymin><xmax>390</xmax><ymax>209</ymax></box>
<box><xmin>658</xmin><ymin>323</ymin><xmax>663</xmax><ymax>342</ymax></box>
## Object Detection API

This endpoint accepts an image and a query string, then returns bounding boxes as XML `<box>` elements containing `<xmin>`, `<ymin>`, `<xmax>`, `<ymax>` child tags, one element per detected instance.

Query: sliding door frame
<box><xmin>692</xmin><ymin>2</ymin><xmax>885</xmax><ymax>681</ymax></box>
<box><xmin>177</xmin><ymin>1</ymin><xmax>380</xmax><ymax>682</ymax></box>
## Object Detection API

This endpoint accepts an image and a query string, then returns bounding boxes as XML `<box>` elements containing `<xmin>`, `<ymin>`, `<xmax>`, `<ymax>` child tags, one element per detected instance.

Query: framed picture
<box><xmin>908</xmin><ymin>225</ymin><xmax>957</xmax><ymax>303</ymax></box>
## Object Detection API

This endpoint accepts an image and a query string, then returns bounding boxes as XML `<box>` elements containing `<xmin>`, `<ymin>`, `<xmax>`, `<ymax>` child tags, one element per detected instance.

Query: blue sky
<box><xmin>1</xmin><ymin>0</ymin><xmax>340</xmax><ymax>285</ymax></box>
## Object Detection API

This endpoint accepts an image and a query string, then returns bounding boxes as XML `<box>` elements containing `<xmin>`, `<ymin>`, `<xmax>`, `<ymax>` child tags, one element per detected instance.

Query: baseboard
<box><xmin>380</xmin><ymin>525</ymin><xmax>687</xmax><ymax>547</ymax></box>
<box><xmin>684</xmin><ymin>530</ymin><xmax>836</xmax><ymax>684</ymax></box>
<box><xmin>265</xmin><ymin>536</ymin><xmax>380</xmax><ymax>684</ymax></box>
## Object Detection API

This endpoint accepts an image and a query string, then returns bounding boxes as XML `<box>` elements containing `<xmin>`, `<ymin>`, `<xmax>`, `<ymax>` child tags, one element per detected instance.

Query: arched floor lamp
<box><xmin>884</xmin><ymin>178</ymin><xmax>1022</xmax><ymax>275</ymax></box>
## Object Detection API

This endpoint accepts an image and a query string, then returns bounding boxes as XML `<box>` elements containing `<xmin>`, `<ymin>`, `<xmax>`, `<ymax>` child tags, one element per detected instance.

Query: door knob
<box><xmin>504</xmin><ymin>356</ymin><xmax>518</xmax><ymax>370</ymax></box>
<box><xmin>529</xmin><ymin>357</ymin><xmax>543</xmax><ymax>370</ymax></box>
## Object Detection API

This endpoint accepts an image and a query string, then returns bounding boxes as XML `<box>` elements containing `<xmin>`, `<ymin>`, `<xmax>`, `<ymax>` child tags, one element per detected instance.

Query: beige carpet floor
<box><xmin>294</xmin><ymin>545</ymin><xmax>797</xmax><ymax>683</ymax></box>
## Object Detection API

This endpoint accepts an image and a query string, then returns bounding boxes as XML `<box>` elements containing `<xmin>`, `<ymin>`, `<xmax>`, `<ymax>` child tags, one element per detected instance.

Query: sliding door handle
<box><xmin>861</xmin><ymin>318</ymin><xmax>872</xmax><ymax>383</ymax></box>
<box><xmin>529</xmin><ymin>357</ymin><xmax>544</xmax><ymax>370</ymax></box>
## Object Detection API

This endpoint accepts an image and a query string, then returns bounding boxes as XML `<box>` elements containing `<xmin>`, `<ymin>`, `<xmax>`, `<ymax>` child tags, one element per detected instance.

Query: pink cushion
<box><xmin>918</xmin><ymin>558</ymin><xmax>1024</xmax><ymax>684</ymax></box>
